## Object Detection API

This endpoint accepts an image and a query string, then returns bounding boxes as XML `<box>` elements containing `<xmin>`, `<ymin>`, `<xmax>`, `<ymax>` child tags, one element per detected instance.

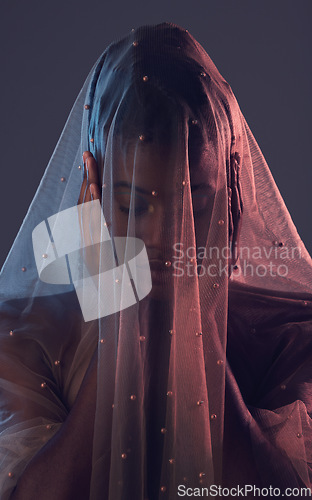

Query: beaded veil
<box><xmin>1</xmin><ymin>22</ymin><xmax>312</xmax><ymax>499</ymax></box>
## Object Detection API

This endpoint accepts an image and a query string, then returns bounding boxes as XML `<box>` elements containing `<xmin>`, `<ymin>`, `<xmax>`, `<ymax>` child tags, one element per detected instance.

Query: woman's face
<box><xmin>104</xmin><ymin>131</ymin><xmax>216</xmax><ymax>298</ymax></box>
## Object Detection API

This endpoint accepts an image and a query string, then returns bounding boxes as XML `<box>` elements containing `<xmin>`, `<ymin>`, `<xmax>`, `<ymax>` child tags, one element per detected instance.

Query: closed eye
<box><xmin>119</xmin><ymin>205</ymin><xmax>149</xmax><ymax>217</ymax></box>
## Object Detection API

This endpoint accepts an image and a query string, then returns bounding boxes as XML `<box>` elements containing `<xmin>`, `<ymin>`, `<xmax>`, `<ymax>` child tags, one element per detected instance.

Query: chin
<box><xmin>146</xmin><ymin>272</ymin><xmax>173</xmax><ymax>301</ymax></box>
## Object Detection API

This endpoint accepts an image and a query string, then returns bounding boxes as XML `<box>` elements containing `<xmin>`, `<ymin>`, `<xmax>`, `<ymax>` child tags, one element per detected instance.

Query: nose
<box><xmin>136</xmin><ymin>201</ymin><xmax>167</xmax><ymax>254</ymax></box>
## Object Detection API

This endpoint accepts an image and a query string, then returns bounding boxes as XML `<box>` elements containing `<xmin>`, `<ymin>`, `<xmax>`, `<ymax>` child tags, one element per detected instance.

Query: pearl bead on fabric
<box><xmin>121</xmin><ymin>453</ymin><xmax>127</xmax><ymax>459</ymax></box>
<box><xmin>160</xmin><ymin>428</ymin><xmax>167</xmax><ymax>434</ymax></box>
<box><xmin>9</xmin><ymin>330</ymin><xmax>14</xmax><ymax>336</ymax></box>
<box><xmin>21</xmin><ymin>267</ymin><xmax>27</xmax><ymax>272</ymax></box>
<box><xmin>218</xmin><ymin>219</ymin><xmax>225</xmax><ymax>225</ymax></box>
<box><xmin>199</xmin><ymin>472</ymin><xmax>206</xmax><ymax>478</ymax></box>
<box><xmin>139</xmin><ymin>134</ymin><xmax>145</xmax><ymax>142</ymax></box>
<box><xmin>169</xmin><ymin>329</ymin><xmax>174</xmax><ymax>335</ymax></box>
<box><xmin>84</xmin><ymin>104</ymin><xmax>90</xmax><ymax>110</ymax></box>
<box><xmin>169</xmin><ymin>458</ymin><xmax>175</xmax><ymax>464</ymax></box>
<box><xmin>8</xmin><ymin>472</ymin><xmax>14</xmax><ymax>478</ymax></box>
<box><xmin>197</xmin><ymin>400</ymin><xmax>204</xmax><ymax>406</ymax></box>
<box><xmin>130</xmin><ymin>394</ymin><xmax>136</xmax><ymax>400</ymax></box>
<box><xmin>60</xmin><ymin>177</ymin><xmax>65</xmax><ymax>182</ymax></box>
<box><xmin>272</xmin><ymin>240</ymin><xmax>284</xmax><ymax>247</ymax></box>
<box><xmin>139</xmin><ymin>335</ymin><xmax>146</xmax><ymax>342</ymax></box>
<box><xmin>151</xmin><ymin>190</ymin><xmax>158</xmax><ymax>196</ymax></box>
<box><xmin>100</xmin><ymin>339</ymin><xmax>106</xmax><ymax>344</ymax></box>
<box><xmin>54</xmin><ymin>360</ymin><xmax>61</xmax><ymax>366</ymax></box>
<box><xmin>297</xmin><ymin>433</ymin><xmax>303</xmax><ymax>438</ymax></box>
<box><xmin>46</xmin><ymin>424</ymin><xmax>52</xmax><ymax>430</ymax></box>
<box><xmin>195</xmin><ymin>332</ymin><xmax>202</xmax><ymax>337</ymax></box>
<box><xmin>165</xmin><ymin>261</ymin><xmax>171</xmax><ymax>267</ymax></box>
<box><xmin>142</xmin><ymin>75</ymin><xmax>149</xmax><ymax>82</ymax></box>
<box><xmin>210</xmin><ymin>414</ymin><xmax>217</xmax><ymax>420</ymax></box>
<box><xmin>42</xmin><ymin>254</ymin><xmax>48</xmax><ymax>259</ymax></box>
<box><xmin>133</xmin><ymin>41</ymin><xmax>139</xmax><ymax>47</ymax></box>
<box><xmin>280</xmin><ymin>384</ymin><xmax>286</xmax><ymax>390</ymax></box>
<box><xmin>90</xmin><ymin>138</ymin><xmax>94</xmax><ymax>143</ymax></box>
<box><xmin>160</xmin><ymin>486</ymin><xmax>166</xmax><ymax>493</ymax></box>
<box><xmin>167</xmin><ymin>391</ymin><xmax>173</xmax><ymax>397</ymax></box>
<box><xmin>40</xmin><ymin>382</ymin><xmax>47</xmax><ymax>389</ymax></box>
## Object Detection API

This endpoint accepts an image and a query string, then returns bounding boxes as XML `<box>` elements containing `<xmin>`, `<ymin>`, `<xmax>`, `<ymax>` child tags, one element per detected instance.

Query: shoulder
<box><xmin>0</xmin><ymin>291</ymin><xmax>83</xmax><ymax>383</ymax></box>
<box><xmin>228</xmin><ymin>280</ymin><xmax>312</xmax><ymax>329</ymax></box>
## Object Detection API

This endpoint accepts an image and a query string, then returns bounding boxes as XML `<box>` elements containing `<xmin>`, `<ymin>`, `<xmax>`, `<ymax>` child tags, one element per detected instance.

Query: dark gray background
<box><xmin>1</xmin><ymin>0</ymin><xmax>311</xmax><ymax>269</ymax></box>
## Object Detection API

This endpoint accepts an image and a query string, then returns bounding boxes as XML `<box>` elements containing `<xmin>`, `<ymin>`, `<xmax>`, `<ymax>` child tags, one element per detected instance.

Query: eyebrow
<box><xmin>114</xmin><ymin>181</ymin><xmax>152</xmax><ymax>196</ymax></box>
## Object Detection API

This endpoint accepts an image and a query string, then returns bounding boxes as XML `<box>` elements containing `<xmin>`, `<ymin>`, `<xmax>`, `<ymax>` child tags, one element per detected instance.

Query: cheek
<box><xmin>111</xmin><ymin>199</ymin><xmax>128</xmax><ymax>237</ymax></box>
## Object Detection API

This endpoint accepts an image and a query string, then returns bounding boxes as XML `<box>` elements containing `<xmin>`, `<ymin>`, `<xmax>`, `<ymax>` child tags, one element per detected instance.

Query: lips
<box><xmin>146</xmin><ymin>247</ymin><xmax>171</xmax><ymax>262</ymax></box>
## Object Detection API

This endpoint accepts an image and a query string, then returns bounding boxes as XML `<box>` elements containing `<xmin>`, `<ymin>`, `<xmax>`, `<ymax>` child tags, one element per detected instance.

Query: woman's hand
<box><xmin>77</xmin><ymin>151</ymin><xmax>103</xmax><ymax>280</ymax></box>
<box><xmin>77</xmin><ymin>151</ymin><xmax>101</xmax><ymax>206</ymax></box>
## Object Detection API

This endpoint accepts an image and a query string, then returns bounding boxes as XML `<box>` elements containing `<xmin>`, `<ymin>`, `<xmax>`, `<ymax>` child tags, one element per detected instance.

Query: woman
<box><xmin>1</xmin><ymin>22</ymin><xmax>312</xmax><ymax>499</ymax></box>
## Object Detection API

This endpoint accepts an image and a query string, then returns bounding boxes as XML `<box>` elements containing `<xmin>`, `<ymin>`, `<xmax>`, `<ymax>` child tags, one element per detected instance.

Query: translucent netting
<box><xmin>1</xmin><ymin>22</ymin><xmax>312</xmax><ymax>500</ymax></box>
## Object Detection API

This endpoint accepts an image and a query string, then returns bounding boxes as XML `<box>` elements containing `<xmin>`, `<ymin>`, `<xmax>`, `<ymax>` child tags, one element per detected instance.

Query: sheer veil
<box><xmin>1</xmin><ymin>22</ymin><xmax>312</xmax><ymax>499</ymax></box>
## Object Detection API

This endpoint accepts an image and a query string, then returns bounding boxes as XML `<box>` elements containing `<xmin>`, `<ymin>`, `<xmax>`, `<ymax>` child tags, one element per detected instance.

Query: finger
<box><xmin>89</xmin><ymin>183</ymin><xmax>101</xmax><ymax>201</ymax></box>
<box><xmin>83</xmin><ymin>151</ymin><xmax>99</xmax><ymax>184</ymax></box>
<box><xmin>77</xmin><ymin>152</ymin><xmax>90</xmax><ymax>205</ymax></box>
<box><xmin>83</xmin><ymin>150</ymin><xmax>93</xmax><ymax>164</ymax></box>
<box><xmin>78</xmin><ymin>151</ymin><xmax>99</xmax><ymax>205</ymax></box>
<box><xmin>78</xmin><ymin>174</ymin><xmax>91</xmax><ymax>205</ymax></box>
<box><xmin>85</xmin><ymin>155</ymin><xmax>100</xmax><ymax>187</ymax></box>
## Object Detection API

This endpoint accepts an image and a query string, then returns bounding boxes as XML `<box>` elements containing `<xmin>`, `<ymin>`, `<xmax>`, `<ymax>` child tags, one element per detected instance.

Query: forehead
<box><xmin>112</xmin><ymin>138</ymin><xmax>176</xmax><ymax>194</ymax></box>
<box><xmin>111</xmin><ymin>129</ymin><xmax>217</xmax><ymax>181</ymax></box>
<box><xmin>104</xmin><ymin>86</ymin><xmax>218</xmax><ymax>190</ymax></box>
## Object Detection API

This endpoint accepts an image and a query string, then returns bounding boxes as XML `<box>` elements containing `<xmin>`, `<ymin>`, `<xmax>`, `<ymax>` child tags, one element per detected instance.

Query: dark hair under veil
<box><xmin>1</xmin><ymin>22</ymin><xmax>312</xmax><ymax>500</ymax></box>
